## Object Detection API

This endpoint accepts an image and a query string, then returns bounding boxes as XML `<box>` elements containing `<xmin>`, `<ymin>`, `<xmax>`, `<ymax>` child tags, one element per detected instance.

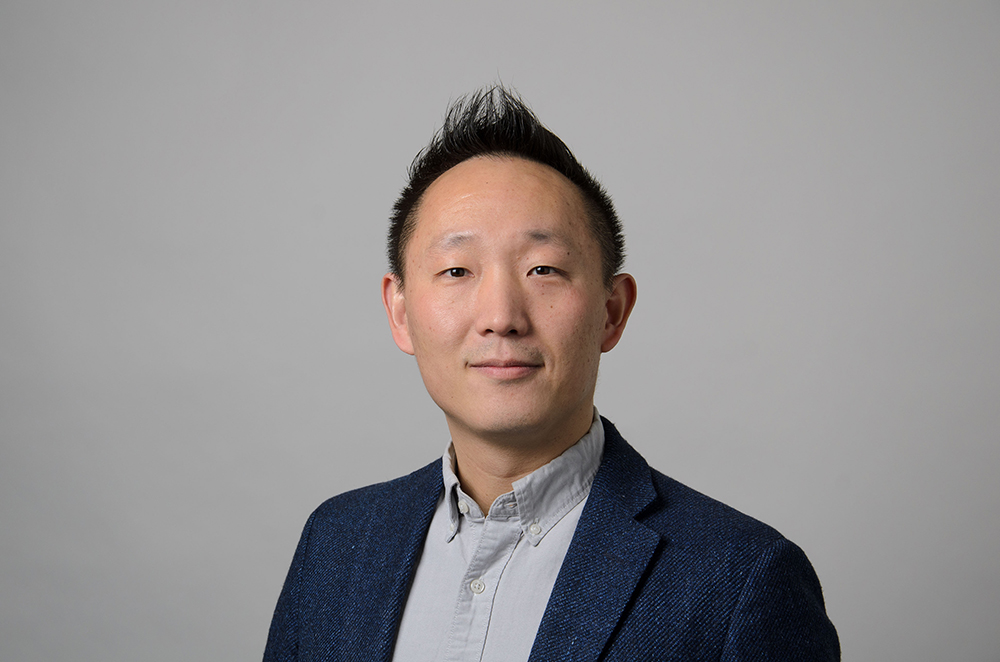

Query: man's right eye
<box><xmin>446</xmin><ymin>267</ymin><xmax>467</xmax><ymax>277</ymax></box>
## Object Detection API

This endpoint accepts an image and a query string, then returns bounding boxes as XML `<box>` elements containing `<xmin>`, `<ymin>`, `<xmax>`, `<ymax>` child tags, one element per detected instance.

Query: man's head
<box><xmin>388</xmin><ymin>86</ymin><xmax>625</xmax><ymax>289</ymax></box>
<box><xmin>381</xmin><ymin>88</ymin><xmax>637</xmax><ymax>451</ymax></box>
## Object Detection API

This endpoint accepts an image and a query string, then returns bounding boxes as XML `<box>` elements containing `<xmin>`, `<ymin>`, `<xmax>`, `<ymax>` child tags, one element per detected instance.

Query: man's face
<box><xmin>382</xmin><ymin>156</ymin><xmax>634</xmax><ymax>446</ymax></box>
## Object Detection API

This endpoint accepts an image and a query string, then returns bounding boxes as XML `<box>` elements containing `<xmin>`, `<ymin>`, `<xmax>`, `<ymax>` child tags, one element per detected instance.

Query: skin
<box><xmin>382</xmin><ymin>156</ymin><xmax>637</xmax><ymax>512</ymax></box>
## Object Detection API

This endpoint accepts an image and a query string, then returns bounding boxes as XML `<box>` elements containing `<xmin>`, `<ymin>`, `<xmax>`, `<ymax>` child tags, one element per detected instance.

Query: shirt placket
<box><xmin>443</xmin><ymin>503</ymin><xmax>523</xmax><ymax>662</ymax></box>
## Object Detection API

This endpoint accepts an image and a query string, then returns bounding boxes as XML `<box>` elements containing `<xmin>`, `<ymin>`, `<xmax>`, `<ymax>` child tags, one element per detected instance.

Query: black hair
<box><xmin>387</xmin><ymin>86</ymin><xmax>624</xmax><ymax>288</ymax></box>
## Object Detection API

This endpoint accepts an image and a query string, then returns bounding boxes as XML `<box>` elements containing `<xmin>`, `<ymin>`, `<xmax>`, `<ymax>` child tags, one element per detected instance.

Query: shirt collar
<box><xmin>440</xmin><ymin>409</ymin><xmax>605</xmax><ymax>546</ymax></box>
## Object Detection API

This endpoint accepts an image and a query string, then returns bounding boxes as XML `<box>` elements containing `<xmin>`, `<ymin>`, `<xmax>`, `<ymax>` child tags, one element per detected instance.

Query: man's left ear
<box><xmin>601</xmin><ymin>273</ymin><xmax>637</xmax><ymax>353</ymax></box>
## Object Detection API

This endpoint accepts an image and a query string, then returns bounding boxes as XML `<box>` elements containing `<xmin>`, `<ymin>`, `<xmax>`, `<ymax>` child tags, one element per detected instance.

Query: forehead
<box><xmin>408</xmin><ymin>156</ymin><xmax>594</xmax><ymax>257</ymax></box>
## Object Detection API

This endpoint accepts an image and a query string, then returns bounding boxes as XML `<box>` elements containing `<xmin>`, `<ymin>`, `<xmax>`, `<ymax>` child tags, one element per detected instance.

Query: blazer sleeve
<box><xmin>263</xmin><ymin>511</ymin><xmax>317</xmax><ymax>662</ymax></box>
<box><xmin>720</xmin><ymin>537</ymin><xmax>840</xmax><ymax>661</ymax></box>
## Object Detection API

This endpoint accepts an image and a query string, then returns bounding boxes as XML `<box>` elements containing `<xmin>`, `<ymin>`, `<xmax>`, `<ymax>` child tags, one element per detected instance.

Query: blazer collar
<box><xmin>356</xmin><ymin>418</ymin><xmax>660</xmax><ymax>662</ymax></box>
<box><xmin>528</xmin><ymin>417</ymin><xmax>663</xmax><ymax>662</ymax></box>
<box><xmin>348</xmin><ymin>460</ymin><xmax>442</xmax><ymax>662</ymax></box>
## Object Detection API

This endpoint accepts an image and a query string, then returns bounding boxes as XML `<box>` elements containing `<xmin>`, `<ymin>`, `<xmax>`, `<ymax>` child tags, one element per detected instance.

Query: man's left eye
<box><xmin>530</xmin><ymin>266</ymin><xmax>554</xmax><ymax>276</ymax></box>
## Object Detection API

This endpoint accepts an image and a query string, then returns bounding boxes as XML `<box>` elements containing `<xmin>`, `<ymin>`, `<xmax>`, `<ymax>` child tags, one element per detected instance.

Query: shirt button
<box><xmin>529</xmin><ymin>523</ymin><xmax>542</xmax><ymax>536</ymax></box>
<box><xmin>458</xmin><ymin>500</ymin><xmax>470</xmax><ymax>514</ymax></box>
<box><xmin>469</xmin><ymin>579</ymin><xmax>486</xmax><ymax>594</ymax></box>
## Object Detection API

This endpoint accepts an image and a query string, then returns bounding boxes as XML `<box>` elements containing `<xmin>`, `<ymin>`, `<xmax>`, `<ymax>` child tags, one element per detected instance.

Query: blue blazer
<box><xmin>264</xmin><ymin>418</ymin><xmax>839</xmax><ymax>661</ymax></box>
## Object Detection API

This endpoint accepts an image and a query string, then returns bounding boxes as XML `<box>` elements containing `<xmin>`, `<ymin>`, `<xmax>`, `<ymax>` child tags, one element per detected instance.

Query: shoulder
<box><xmin>598</xmin><ymin>416</ymin><xmax>783</xmax><ymax>551</ymax></box>
<box><xmin>280</xmin><ymin>458</ymin><xmax>443</xmax><ymax>590</ymax></box>
<box><xmin>264</xmin><ymin>458</ymin><xmax>445</xmax><ymax>661</ymax></box>
<box><xmin>593</xmin><ymin>418</ymin><xmax>838</xmax><ymax>659</ymax></box>
<box><xmin>638</xmin><ymin>466</ymin><xmax>815</xmax><ymax>602</ymax></box>
<box><xmin>644</xmin><ymin>466</ymin><xmax>784</xmax><ymax>552</ymax></box>
<box><xmin>596</xmin><ymin>417</ymin><xmax>815</xmax><ymax>606</ymax></box>
<box><xmin>307</xmin><ymin>457</ymin><xmax>443</xmax><ymax>530</ymax></box>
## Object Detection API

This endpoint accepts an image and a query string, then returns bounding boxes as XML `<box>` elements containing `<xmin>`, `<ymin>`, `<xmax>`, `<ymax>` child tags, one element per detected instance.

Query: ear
<box><xmin>601</xmin><ymin>273</ymin><xmax>637</xmax><ymax>353</ymax></box>
<box><xmin>381</xmin><ymin>273</ymin><xmax>415</xmax><ymax>355</ymax></box>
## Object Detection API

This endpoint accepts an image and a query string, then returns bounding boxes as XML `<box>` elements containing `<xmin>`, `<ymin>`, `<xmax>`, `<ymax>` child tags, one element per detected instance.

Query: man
<box><xmin>264</xmin><ymin>87</ymin><xmax>839</xmax><ymax>661</ymax></box>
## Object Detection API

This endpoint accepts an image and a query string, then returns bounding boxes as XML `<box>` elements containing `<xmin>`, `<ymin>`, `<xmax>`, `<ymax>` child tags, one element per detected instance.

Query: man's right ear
<box><xmin>381</xmin><ymin>273</ymin><xmax>415</xmax><ymax>355</ymax></box>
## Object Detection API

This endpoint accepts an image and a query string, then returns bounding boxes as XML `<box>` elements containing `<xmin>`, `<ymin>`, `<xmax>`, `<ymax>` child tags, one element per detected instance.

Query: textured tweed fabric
<box><xmin>264</xmin><ymin>418</ymin><xmax>840</xmax><ymax>661</ymax></box>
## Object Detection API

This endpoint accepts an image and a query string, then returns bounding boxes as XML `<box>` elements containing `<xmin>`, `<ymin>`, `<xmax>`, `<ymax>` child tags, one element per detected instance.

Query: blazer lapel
<box><xmin>329</xmin><ymin>461</ymin><xmax>442</xmax><ymax>662</ymax></box>
<box><xmin>528</xmin><ymin>419</ymin><xmax>662</xmax><ymax>662</ymax></box>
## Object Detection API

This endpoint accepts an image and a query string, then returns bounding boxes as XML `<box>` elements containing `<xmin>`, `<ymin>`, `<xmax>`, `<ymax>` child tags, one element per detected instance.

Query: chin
<box><xmin>451</xmin><ymin>400</ymin><xmax>580</xmax><ymax>446</ymax></box>
<box><xmin>476</xmin><ymin>411</ymin><xmax>543</xmax><ymax>435</ymax></box>
<box><xmin>441</xmin><ymin>403</ymin><xmax>539</xmax><ymax>441</ymax></box>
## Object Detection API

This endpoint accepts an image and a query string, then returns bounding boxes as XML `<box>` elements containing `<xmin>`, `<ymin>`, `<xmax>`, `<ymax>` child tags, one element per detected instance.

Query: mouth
<box><xmin>469</xmin><ymin>359</ymin><xmax>543</xmax><ymax>380</ymax></box>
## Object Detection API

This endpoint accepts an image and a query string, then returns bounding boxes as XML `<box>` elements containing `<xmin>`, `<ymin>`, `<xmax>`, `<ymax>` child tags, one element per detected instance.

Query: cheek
<box><xmin>549</xmin><ymin>299</ymin><xmax>606</xmax><ymax>361</ymax></box>
<box><xmin>408</xmin><ymin>297</ymin><xmax>467</xmax><ymax>354</ymax></box>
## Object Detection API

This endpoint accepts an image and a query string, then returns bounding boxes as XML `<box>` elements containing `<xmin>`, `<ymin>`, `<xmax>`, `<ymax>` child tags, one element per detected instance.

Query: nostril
<box><xmin>483</xmin><ymin>326</ymin><xmax>518</xmax><ymax>336</ymax></box>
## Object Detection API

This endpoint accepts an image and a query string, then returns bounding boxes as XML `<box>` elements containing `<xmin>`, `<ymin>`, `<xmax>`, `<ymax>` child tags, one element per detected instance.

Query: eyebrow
<box><xmin>427</xmin><ymin>232</ymin><xmax>474</xmax><ymax>254</ymax></box>
<box><xmin>427</xmin><ymin>230</ymin><xmax>575</xmax><ymax>254</ymax></box>
<box><xmin>523</xmin><ymin>230</ymin><xmax>574</xmax><ymax>250</ymax></box>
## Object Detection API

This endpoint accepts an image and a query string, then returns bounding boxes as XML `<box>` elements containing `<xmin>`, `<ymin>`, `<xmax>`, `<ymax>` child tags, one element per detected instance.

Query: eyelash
<box><xmin>441</xmin><ymin>266</ymin><xmax>557</xmax><ymax>278</ymax></box>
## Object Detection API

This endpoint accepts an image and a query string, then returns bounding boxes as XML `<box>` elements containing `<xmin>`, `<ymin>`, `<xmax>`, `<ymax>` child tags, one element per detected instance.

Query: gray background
<box><xmin>2</xmin><ymin>2</ymin><xmax>998</xmax><ymax>660</ymax></box>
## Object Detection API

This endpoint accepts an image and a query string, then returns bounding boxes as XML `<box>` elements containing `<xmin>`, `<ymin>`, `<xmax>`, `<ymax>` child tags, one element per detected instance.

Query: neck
<box><xmin>447</xmin><ymin>409</ymin><xmax>594</xmax><ymax>513</ymax></box>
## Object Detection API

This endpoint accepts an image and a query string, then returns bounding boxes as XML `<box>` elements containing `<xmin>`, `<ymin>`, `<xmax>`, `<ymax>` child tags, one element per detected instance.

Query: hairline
<box><xmin>393</xmin><ymin>153</ymin><xmax>619</xmax><ymax>290</ymax></box>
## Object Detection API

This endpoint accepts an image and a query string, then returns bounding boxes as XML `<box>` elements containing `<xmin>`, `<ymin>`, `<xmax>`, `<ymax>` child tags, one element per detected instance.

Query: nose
<box><xmin>475</xmin><ymin>271</ymin><xmax>530</xmax><ymax>337</ymax></box>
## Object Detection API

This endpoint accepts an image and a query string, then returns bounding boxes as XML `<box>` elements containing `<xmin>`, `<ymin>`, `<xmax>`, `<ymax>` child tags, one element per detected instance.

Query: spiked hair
<box><xmin>387</xmin><ymin>86</ymin><xmax>624</xmax><ymax>287</ymax></box>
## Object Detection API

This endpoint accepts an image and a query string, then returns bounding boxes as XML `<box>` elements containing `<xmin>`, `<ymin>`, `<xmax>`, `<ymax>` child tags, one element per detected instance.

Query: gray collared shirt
<box><xmin>392</xmin><ymin>411</ymin><xmax>605</xmax><ymax>662</ymax></box>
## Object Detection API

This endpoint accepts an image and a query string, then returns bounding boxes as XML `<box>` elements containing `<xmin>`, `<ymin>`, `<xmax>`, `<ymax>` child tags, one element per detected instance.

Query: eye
<box><xmin>446</xmin><ymin>267</ymin><xmax>468</xmax><ymax>278</ymax></box>
<box><xmin>530</xmin><ymin>266</ymin><xmax>555</xmax><ymax>276</ymax></box>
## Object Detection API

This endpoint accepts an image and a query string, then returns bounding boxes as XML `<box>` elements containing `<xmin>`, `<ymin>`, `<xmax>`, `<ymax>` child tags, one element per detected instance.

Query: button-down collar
<box><xmin>440</xmin><ymin>409</ymin><xmax>605</xmax><ymax>545</ymax></box>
